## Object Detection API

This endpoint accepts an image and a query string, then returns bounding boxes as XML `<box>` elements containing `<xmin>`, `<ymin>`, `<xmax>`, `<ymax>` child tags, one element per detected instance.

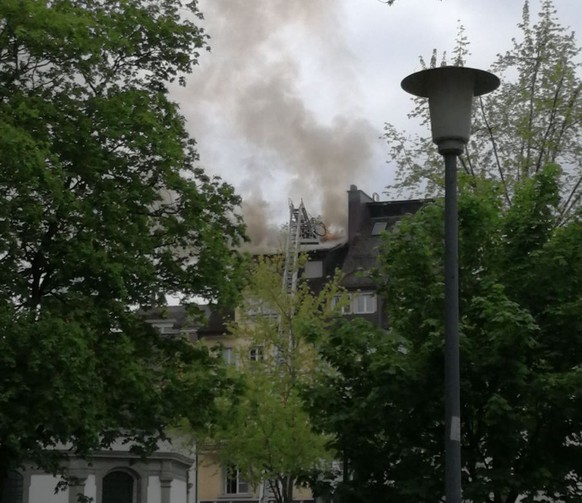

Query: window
<box><xmin>303</xmin><ymin>260</ymin><xmax>323</xmax><ymax>278</ymax></box>
<box><xmin>332</xmin><ymin>292</ymin><xmax>377</xmax><ymax>315</ymax></box>
<box><xmin>249</xmin><ymin>346</ymin><xmax>264</xmax><ymax>362</ymax></box>
<box><xmin>332</xmin><ymin>293</ymin><xmax>352</xmax><ymax>314</ymax></box>
<box><xmin>222</xmin><ymin>347</ymin><xmax>236</xmax><ymax>366</ymax></box>
<box><xmin>2</xmin><ymin>471</ymin><xmax>23</xmax><ymax>503</ymax></box>
<box><xmin>353</xmin><ymin>292</ymin><xmax>377</xmax><ymax>314</ymax></box>
<box><xmin>224</xmin><ymin>466</ymin><xmax>250</xmax><ymax>495</ymax></box>
<box><xmin>102</xmin><ymin>470</ymin><xmax>135</xmax><ymax>503</ymax></box>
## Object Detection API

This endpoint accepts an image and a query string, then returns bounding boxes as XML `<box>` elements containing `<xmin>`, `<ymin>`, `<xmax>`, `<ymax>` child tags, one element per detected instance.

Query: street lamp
<box><xmin>401</xmin><ymin>66</ymin><xmax>499</xmax><ymax>503</ymax></box>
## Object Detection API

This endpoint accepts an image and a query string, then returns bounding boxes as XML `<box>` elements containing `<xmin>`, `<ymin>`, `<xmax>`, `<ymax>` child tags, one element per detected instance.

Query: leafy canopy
<box><xmin>304</xmin><ymin>317</ymin><xmax>419</xmax><ymax>503</ymax></box>
<box><xmin>311</xmin><ymin>167</ymin><xmax>582</xmax><ymax>503</ymax></box>
<box><xmin>0</xmin><ymin>0</ymin><xmax>247</xmax><ymax>488</ymax></box>
<box><xmin>379</xmin><ymin>167</ymin><xmax>581</xmax><ymax>503</ymax></box>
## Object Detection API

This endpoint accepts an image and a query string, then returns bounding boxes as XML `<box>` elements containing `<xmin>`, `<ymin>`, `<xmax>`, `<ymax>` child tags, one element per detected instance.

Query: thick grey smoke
<box><xmin>174</xmin><ymin>0</ymin><xmax>378</xmax><ymax>250</ymax></box>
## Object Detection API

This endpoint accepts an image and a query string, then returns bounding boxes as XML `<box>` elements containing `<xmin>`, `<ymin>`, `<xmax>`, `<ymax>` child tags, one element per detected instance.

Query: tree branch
<box><xmin>478</xmin><ymin>96</ymin><xmax>511</xmax><ymax>205</ymax></box>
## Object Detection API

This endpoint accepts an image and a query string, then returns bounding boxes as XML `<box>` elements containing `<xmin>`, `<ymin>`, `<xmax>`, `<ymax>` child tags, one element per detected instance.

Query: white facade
<box><xmin>7</xmin><ymin>448</ymin><xmax>195</xmax><ymax>503</ymax></box>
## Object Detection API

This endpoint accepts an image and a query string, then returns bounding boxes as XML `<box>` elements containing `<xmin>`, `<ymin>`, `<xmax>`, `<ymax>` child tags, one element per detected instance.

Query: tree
<box><xmin>202</xmin><ymin>256</ymin><xmax>338</xmax><ymax>503</ymax></box>
<box><xmin>385</xmin><ymin>0</ymin><xmax>582</xmax><ymax>221</ymax></box>
<box><xmin>310</xmin><ymin>168</ymin><xmax>582</xmax><ymax>502</ymax></box>
<box><xmin>304</xmin><ymin>317</ymin><xmax>422</xmax><ymax>503</ymax></box>
<box><xmin>0</xmin><ymin>0</ymin><xmax>247</xmax><ymax>495</ymax></box>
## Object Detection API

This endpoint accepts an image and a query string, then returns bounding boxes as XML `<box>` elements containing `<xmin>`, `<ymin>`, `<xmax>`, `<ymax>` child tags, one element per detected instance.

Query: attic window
<box><xmin>371</xmin><ymin>222</ymin><xmax>387</xmax><ymax>235</ymax></box>
<box><xmin>304</xmin><ymin>260</ymin><xmax>323</xmax><ymax>279</ymax></box>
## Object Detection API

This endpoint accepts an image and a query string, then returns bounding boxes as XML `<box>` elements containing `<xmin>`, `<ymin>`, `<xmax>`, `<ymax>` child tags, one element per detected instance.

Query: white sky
<box><xmin>171</xmin><ymin>0</ymin><xmax>582</xmax><ymax>245</ymax></box>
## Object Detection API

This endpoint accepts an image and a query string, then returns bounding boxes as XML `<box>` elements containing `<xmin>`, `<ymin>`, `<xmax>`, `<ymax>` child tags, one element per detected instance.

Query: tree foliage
<box><xmin>204</xmin><ymin>256</ymin><xmax>339</xmax><ymax>503</ymax></box>
<box><xmin>386</xmin><ymin>0</ymin><xmax>582</xmax><ymax>222</ymax></box>
<box><xmin>304</xmin><ymin>317</ymin><xmax>421</xmax><ymax>503</ymax></box>
<box><xmin>0</xmin><ymin>0</ymin><xmax>247</xmax><ymax>493</ymax></box>
<box><xmin>311</xmin><ymin>168</ymin><xmax>582</xmax><ymax>503</ymax></box>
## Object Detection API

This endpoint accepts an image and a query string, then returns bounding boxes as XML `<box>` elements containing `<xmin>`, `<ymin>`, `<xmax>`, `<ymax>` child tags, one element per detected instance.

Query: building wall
<box><xmin>170</xmin><ymin>478</ymin><xmax>187</xmax><ymax>503</ymax></box>
<box><xmin>85</xmin><ymin>475</ymin><xmax>97</xmax><ymax>503</ymax></box>
<box><xmin>147</xmin><ymin>476</ymin><xmax>162</xmax><ymax>503</ymax></box>
<box><xmin>12</xmin><ymin>448</ymin><xmax>194</xmax><ymax>503</ymax></box>
<box><xmin>197</xmin><ymin>452</ymin><xmax>234</xmax><ymax>502</ymax></box>
<box><xmin>28</xmin><ymin>475</ymin><xmax>67</xmax><ymax>503</ymax></box>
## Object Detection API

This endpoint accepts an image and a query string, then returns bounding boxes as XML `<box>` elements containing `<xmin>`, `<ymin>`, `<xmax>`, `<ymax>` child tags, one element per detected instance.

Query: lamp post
<box><xmin>401</xmin><ymin>66</ymin><xmax>499</xmax><ymax>503</ymax></box>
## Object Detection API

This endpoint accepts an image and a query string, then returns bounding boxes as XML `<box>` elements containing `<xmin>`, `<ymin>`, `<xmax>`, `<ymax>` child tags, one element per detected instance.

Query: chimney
<box><xmin>347</xmin><ymin>185</ymin><xmax>373</xmax><ymax>243</ymax></box>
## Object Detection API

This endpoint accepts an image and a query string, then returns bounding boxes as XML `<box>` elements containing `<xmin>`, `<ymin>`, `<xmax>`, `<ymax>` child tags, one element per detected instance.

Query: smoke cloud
<box><xmin>174</xmin><ymin>0</ymin><xmax>379</xmax><ymax>250</ymax></box>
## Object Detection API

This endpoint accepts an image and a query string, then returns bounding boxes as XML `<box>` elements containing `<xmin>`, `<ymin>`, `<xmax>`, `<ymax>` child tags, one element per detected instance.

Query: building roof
<box><xmin>341</xmin><ymin>193</ymin><xmax>426</xmax><ymax>289</ymax></box>
<box><xmin>303</xmin><ymin>186</ymin><xmax>427</xmax><ymax>291</ymax></box>
<box><xmin>144</xmin><ymin>186</ymin><xmax>428</xmax><ymax>339</ymax></box>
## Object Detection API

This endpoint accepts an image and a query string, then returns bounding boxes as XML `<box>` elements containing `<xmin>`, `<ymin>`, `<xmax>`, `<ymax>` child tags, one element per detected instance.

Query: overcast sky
<box><xmin>171</xmin><ymin>0</ymin><xmax>582</xmax><ymax>247</ymax></box>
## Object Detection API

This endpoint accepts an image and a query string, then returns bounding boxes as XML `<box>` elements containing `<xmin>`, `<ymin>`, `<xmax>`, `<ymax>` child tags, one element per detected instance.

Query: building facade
<box><xmin>193</xmin><ymin>186</ymin><xmax>425</xmax><ymax>503</ymax></box>
<box><xmin>2</xmin><ymin>446</ymin><xmax>195</xmax><ymax>503</ymax></box>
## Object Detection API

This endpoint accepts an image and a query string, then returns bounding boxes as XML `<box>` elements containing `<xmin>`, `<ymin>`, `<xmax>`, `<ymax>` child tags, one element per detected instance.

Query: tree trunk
<box><xmin>282</xmin><ymin>475</ymin><xmax>294</xmax><ymax>503</ymax></box>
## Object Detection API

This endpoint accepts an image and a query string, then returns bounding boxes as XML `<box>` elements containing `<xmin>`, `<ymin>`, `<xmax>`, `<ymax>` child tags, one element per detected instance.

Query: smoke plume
<box><xmin>174</xmin><ymin>0</ymin><xmax>378</xmax><ymax>250</ymax></box>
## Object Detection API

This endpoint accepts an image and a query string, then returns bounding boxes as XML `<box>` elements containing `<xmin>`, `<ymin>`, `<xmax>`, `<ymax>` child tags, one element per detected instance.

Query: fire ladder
<box><xmin>282</xmin><ymin>199</ymin><xmax>320</xmax><ymax>296</ymax></box>
<box><xmin>260</xmin><ymin>200</ymin><xmax>321</xmax><ymax>503</ymax></box>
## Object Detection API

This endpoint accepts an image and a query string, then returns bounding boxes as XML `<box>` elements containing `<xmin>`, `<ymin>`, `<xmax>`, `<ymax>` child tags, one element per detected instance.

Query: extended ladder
<box><xmin>281</xmin><ymin>200</ymin><xmax>320</xmax><ymax>296</ymax></box>
<box><xmin>260</xmin><ymin>201</ymin><xmax>320</xmax><ymax>503</ymax></box>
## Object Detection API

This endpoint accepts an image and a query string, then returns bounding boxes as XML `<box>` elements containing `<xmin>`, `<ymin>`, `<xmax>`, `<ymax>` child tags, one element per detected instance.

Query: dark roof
<box><xmin>325</xmin><ymin>196</ymin><xmax>428</xmax><ymax>290</ymax></box>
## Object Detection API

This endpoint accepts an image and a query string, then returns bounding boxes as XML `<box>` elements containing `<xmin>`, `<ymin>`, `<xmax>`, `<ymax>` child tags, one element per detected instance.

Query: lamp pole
<box><xmin>443</xmin><ymin>148</ymin><xmax>461</xmax><ymax>502</ymax></box>
<box><xmin>401</xmin><ymin>66</ymin><xmax>499</xmax><ymax>503</ymax></box>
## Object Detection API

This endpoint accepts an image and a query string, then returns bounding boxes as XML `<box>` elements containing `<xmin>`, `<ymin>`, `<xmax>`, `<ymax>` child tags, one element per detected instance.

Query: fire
<box><xmin>320</xmin><ymin>225</ymin><xmax>344</xmax><ymax>242</ymax></box>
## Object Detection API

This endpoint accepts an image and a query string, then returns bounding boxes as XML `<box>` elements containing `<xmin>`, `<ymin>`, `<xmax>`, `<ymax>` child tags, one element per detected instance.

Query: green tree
<box><xmin>311</xmin><ymin>168</ymin><xmax>582</xmax><ymax>502</ymax></box>
<box><xmin>386</xmin><ymin>0</ymin><xmax>582</xmax><ymax>221</ymax></box>
<box><xmin>304</xmin><ymin>317</ymin><xmax>422</xmax><ymax>503</ymax></box>
<box><xmin>204</xmin><ymin>256</ymin><xmax>338</xmax><ymax>503</ymax></box>
<box><xmin>0</xmin><ymin>0</ymin><xmax>247</xmax><ymax>494</ymax></box>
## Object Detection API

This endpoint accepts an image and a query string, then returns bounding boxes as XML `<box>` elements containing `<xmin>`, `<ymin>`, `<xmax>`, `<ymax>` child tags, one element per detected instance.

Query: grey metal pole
<box><xmin>444</xmin><ymin>151</ymin><xmax>461</xmax><ymax>503</ymax></box>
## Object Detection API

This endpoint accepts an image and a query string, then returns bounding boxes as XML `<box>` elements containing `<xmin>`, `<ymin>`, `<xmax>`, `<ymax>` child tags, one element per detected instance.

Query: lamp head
<box><xmin>401</xmin><ymin>66</ymin><xmax>500</xmax><ymax>154</ymax></box>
